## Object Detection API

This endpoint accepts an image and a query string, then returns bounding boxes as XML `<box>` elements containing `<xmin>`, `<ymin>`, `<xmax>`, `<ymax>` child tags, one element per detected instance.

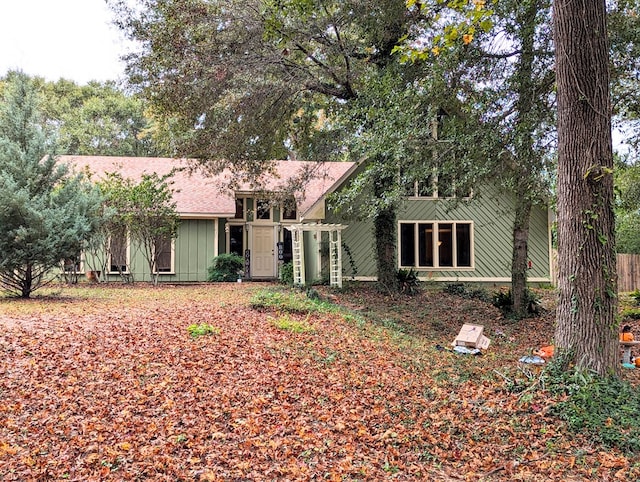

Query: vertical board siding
<box><xmin>101</xmin><ymin>219</ymin><xmax>217</xmax><ymax>283</ymax></box>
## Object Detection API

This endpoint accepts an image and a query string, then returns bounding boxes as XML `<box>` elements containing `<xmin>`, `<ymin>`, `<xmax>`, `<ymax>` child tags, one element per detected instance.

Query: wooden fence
<box><xmin>551</xmin><ymin>251</ymin><xmax>640</xmax><ymax>292</ymax></box>
<box><xmin>618</xmin><ymin>254</ymin><xmax>640</xmax><ymax>293</ymax></box>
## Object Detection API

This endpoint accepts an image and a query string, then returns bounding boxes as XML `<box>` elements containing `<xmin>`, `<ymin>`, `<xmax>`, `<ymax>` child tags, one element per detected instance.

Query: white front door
<box><xmin>252</xmin><ymin>226</ymin><xmax>275</xmax><ymax>278</ymax></box>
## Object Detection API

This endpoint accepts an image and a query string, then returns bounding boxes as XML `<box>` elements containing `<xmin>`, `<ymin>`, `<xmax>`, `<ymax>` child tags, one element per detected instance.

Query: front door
<box><xmin>252</xmin><ymin>226</ymin><xmax>275</xmax><ymax>278</ymax></box>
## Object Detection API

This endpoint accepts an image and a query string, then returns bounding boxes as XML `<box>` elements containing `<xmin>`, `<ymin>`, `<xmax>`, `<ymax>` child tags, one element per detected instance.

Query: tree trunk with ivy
<box><xmin>511</xmin><ymin>196</ymin><xmax>532</xmax><ymax>317</ymax></box>
<box><xmin>553</xmin><ymin>0</ymin><xmax>618</xmax><ymax>375</ymax></box>
<box><xmin>372</xmin><ymin>168</ymin><xmax>398</xmax><ymax>292</ymax></box>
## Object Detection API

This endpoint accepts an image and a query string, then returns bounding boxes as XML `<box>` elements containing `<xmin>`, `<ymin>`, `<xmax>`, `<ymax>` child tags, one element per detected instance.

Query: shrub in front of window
<box><xmin>207</xmin><ymin>253</ymin><xmax>244</xmax><ymax>282</ymax></box>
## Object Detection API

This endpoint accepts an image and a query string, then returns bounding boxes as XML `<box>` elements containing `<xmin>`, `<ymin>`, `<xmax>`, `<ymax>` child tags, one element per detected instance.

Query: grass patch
<box><xmin>268</xmin><ymin>313</ymin><xmax>316</xmax><ymax>333</ymax></box>
<box><xmin>250</xmin><ymin>288</ymin><xmax>337</xmax><ymax>314</ymax></box>
<box><xmin>187</xmin><ymin>323</ymin><xmax>220</xmax><ymax>338</ymax></box>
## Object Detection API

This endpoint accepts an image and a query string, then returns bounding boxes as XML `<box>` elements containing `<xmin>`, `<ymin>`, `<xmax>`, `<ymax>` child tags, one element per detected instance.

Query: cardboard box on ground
<box><xmin>452</xmin><ymin>324</ymin><xmax>491</xmax><ymax>350</ymax></box>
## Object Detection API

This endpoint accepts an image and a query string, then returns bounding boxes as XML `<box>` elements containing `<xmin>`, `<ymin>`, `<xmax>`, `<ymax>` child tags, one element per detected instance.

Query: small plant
<box><xmin>397</xmin><ymin>268</ymin><xmax>419</xmax><ymax>295</ymax></box>
<box><xmin>268</xmin><ymin>313</ymin><xmax>316</xmax><ymax>333</ymax></box>
<box><xmin>631</xmin><ymin>289</ymin><xmax>640</xmax><ymax>306</ymax></box>
<box><xmin>491</xmin><ymin>289</ymin><xmax>541</xmax><ymax>316</ymax></box>
<box><xmin>207</xmin><ymin>253</ymin><xmax>244</xmax><ymax>282</ymax></box>
<box><xmin>279</xmin><ymin>262</ymin><xmax>294</xmax><ymax>285</ymax></box>
<box><xmin>187</xmin><ymin>323</ymin><xmax>220</xmax><ymax>338</ymax></box>
<box><xmin>621</xmin><ymin>308</ymin><xmax>640</xmax><ymax>320</ymax></box>
<box><xmin>443</xmin><ymin>283</ymin><xmax>490</xmax><ymax>301</ymax></box>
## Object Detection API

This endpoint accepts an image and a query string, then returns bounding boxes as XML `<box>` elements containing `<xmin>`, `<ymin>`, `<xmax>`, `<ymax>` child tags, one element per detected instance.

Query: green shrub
<box><xmin>397</xmin><ymin>268</ymin><xmax>419</xmax><ymax>295</ymax></box>
<box><xmin>631</xmin><ymin>289</ymin><xmax>640</xmax><ymax>306</ymax></box>
<box><xmin>280</xmin><ymin>262</ymin><xmax>294</xmax><ymax>285</ymax></box>
<box><xmin>207</xmin><ymin>253</ymin><xmax>244</xmax><ymax>282</ymax></box>
<box><xmin>491</xmin><ymin>289</ymin><xmax>540</xmax><ymax>316</ymax></box>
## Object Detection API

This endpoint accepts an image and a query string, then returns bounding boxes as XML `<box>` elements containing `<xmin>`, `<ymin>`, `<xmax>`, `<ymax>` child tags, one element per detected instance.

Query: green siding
<box><xmin>92</xmin><ymin>219</ymin><xmax>217</xmax><ymax>283</ymax></box>
<box><xmin>326</xmin><ymin>184</ymin><xmax>551</xmax><ymax>283</ymax></box>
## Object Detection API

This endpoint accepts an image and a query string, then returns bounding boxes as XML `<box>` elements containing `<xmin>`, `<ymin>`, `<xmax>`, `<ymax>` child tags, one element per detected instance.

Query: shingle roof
<box><xmin>59</xmin><ymin>156</ymin><xmax>355</xmax><ymax>218</ymax></box>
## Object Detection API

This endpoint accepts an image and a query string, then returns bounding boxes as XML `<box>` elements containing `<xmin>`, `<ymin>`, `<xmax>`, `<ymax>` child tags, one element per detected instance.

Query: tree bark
<box><xmin>553</xmin><ymin>0</ymin><xmax>618</xmax><ymax>374</ymax></box>
<box><xmin>511</xmin><ymin>197</ymin><xmax>532</xmax><ymax>317</ymax></box>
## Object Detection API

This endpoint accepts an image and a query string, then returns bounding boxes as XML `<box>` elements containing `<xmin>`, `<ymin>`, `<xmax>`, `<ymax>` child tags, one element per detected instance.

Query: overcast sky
<box><xmin>0</xmin><ymin>0</ymin><xmax>129</xmax><ymax>84</ymax></box>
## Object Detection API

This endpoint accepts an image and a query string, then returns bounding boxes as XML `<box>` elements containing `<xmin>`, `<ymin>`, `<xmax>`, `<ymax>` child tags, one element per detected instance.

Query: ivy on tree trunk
<box><xmin>553</xmin><ymin>0</ymin><xmax>618</xmax><ymax>375</ymax></box>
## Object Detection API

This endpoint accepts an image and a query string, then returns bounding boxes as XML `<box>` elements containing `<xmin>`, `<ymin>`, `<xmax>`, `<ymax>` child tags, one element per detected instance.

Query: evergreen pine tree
<box><xmin>0</xmin><ymin>72</ymin><xmax>103</xmax><ymax>298</ymax></box>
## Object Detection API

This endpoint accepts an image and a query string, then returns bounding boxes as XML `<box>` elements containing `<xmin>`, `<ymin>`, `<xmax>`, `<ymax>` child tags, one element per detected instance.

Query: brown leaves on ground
<box><xmin>0</xmin><ymin>283</ymin><xmax>638</xmax><ymax>481</ymax></box>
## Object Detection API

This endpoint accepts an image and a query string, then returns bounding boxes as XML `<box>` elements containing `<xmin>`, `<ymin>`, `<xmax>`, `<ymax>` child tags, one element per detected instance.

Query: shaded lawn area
<box><xmin>0</xmin><ymin>283</ymin><xmax>638</xmax><ymax>481</ymax></box>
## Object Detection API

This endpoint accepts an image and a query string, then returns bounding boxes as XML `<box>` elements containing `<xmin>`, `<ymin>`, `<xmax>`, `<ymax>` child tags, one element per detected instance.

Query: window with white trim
<box><xmin>399</xmin><ymin>221</ymin><xmax>473</xmax><ymax>269</ymax></box>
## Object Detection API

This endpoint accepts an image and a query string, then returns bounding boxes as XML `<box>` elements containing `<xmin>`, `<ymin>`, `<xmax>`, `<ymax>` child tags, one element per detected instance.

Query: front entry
<box><xmin>251</xmin><ymin>226</ymin><xmax>275</xmax><ymax>278</ymax></box>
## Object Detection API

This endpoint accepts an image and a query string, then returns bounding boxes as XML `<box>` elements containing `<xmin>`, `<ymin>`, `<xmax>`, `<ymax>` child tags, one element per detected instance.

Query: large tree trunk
<box><xmin>511</xmin><ymin>197</ymin><xmax>532</xmax><ymax>317</ymax></box>
<box><xmin>553</xmin><ymin>0</ymin><xmax>618</xmax><ymax>374</ymax></box>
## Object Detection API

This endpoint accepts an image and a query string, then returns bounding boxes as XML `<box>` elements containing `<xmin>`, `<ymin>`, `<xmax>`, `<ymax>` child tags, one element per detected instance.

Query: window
<box><xmin>229</xmin><ymin>224</ymin><xmax>244</xmax><ymax>256</ymax></box>
<box><xmin>234</xmin><ymin>198</ymin><xmax>244</xmax><ymax>219</ymax></box>
<box><xmin>109</xmin><ymin>227</ymin><xmax>129</xmax><ymax>273</ymax></box>
<box><xmin>256</xmin><ymin>199</ymin><xmax>271</xmax><ymax>220</ymax></box>
<box><xmin>282</xmin><ymin>199</ymin><xmax>297</xmax><ymax>221</ymax></box>
<box><xmin>62</xmin><ymin>256</ymin><xmax>82</xmax><ymax>273</ymax></box>
<box><xmin>399</xmin><ymin>221</ymin><xmax>473</xmax><ymax>269</ymax></box>
<box><xmin>282</xmin><ymin>228</ymin><xmax>293</xmax><ymax>263</ymax></box>
<box><xmin>154</xmin><ymin>235</ymin><xmax>174</xmax><ymax>273</ymax></box>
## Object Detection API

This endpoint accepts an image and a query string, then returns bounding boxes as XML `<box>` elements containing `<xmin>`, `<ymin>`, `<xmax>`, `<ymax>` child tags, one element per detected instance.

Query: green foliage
<box><xmin>492</xmin><ymin>289</ymin><xmax>540</xmax><ymax>316</ymax></box>
<box><xmin>268</xmin><ymin>313</ymin><xmax>316</xmax><ymax>333</ymax></box>
<box><xmin>279</xmin><ymin>262</ymin><xmax>294</xmax><ymax>285</ymax></box>
<box><xmin>99</xmin><ymin>171</ymin><xmax>180</xmax><ymax>284</ymax></box>
<box><xmin>615</xmin><ymin>161</ymin><xmax>640</xmax><ymax>254</ymax></box>
<box><xmin>0</xmin><ymin>72</ymin><xmax>104</xmax><ymax>298</ymax></box>
<box><xmin>621</xmin><ymin>308</ymin><xmax>640</xmax><ymax>320</ymax></box>
<box><xmin>631</xmin><ymin>289</ymin><xmax>640</xmax><ymax>306</ymax></box>
<box><xmin>443</xmin><ymin>282</ymin><xmax>490</xmax><ymax>302</ymax></box>
<box><xmin>207</xmin><ymin>253</ymin><xmax>244</xmax><ymax>282</ymax></box>
<box><xmin>250</xmin><ymin>288</ymin><xmax>337</xmax><ymax>314</ymax></box>
<box><xmin>546</xmin><ymin>367</ymin><xmax>640</xmax><ymax>453</ymax></box>
<box><xmin>397</xmin><ymin>268</ymin><xmax>420</xmax><ymax>295</ymax></box>
<box><xmin>187</xmin><ymin>323</ymin><xmax>220</xmax><ymax>338</ymax></box>
<box><xmin>37</xmin><ymin>78</ymin><xmax>161</xmax><ymax>157</ymax></box>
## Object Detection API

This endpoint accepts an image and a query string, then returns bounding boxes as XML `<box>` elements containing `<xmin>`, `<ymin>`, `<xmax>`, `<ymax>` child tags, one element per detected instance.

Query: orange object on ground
<box><xmin>621</xmin><ymin>332</ymin><xmax>635</xmax><ymax>342</ymax></box>
<box><xmin>537</xmin><ymin>345</ymin><xmax>554</xmax><ymax>358</ymax></box>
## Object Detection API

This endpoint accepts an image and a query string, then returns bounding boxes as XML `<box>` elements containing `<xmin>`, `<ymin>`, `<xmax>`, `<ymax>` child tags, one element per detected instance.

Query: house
<box><xmin>61</xmin><ymin>155</ymin><xmax>553</xmax><ymax>286</ymax></box>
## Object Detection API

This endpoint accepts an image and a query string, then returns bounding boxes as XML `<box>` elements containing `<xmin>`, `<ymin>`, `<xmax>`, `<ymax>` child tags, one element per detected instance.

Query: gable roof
<box><xmin>59</xmin><ymin>155</ymin><xmax>356</xmax><ymax>218</ymax></box>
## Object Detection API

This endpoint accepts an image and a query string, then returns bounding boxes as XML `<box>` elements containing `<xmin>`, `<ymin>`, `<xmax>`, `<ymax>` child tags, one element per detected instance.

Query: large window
<box><xmin>399</xmin><ymin>221</ymin><xmax>473</xmax><ymax>269</ymax></box>
<box><xmin>109</xmin><ymin>226</ymin><xmax>129</xmax><ymax>273</ymax></box>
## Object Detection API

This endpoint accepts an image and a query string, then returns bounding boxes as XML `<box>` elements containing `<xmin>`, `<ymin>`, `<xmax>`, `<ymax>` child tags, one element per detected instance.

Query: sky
<box><xmin>0</xmin><ymin>0</ymin><xmax>129</xmax><ymax>84</ymax></box>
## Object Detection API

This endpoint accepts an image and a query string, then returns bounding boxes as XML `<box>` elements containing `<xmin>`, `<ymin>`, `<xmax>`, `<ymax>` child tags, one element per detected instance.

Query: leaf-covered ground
<box><xmin>0</xmin><ymin>283</ymin><xmax>638</xmax><ymax>481</ymax></box>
